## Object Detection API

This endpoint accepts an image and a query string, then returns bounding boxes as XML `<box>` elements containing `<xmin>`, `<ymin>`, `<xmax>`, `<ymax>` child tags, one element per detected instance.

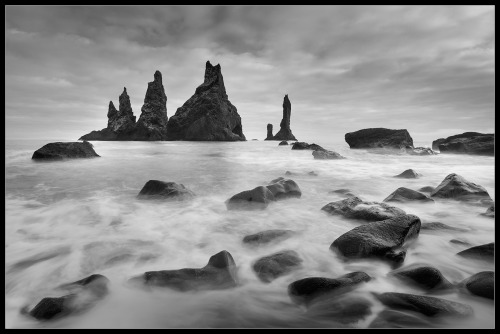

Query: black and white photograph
<box><xmin>5</xmin><ymin>5</ymin><xmax>494</xmax><ymax>328</ymax></box>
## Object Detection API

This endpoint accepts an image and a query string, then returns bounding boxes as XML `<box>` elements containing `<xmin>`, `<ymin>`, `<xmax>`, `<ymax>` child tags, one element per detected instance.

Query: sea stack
<box><xmin>272</xmin><ymin>95</ymin><xmax>297</xmax><ymax>141</ymax></box>
<box><xmin>431</xmin><ymin>132</ymin><xmax>494</xmax><ymax>156</ymax></box>
<box><xmin>166</xmin><ymin>61</ymin><xmax>246</xmax><ymax>141</ymax></box>
<box><xmin>345</xmin><ymin>128</ymin><xmax>413</xmax><ymax>150</ymax></box>
<box><xmin>265</xmin><ymin>124</ymin><xmax>274</xmax><ymax>140</ymax></box>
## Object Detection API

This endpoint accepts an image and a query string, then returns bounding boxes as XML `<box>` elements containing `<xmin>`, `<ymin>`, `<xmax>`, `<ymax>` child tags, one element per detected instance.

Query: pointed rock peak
<box><xmin>109</xmin><ymin>101</ymin><xmax>116</xmax><ymax>109</ymax></box>
<box><xmin>153</xmin><ymin>70</ymin><xmax>162</xmax><ymax>83</ymax></box>
<box><xmin>120</xmin><ymin>87</ymin><xmax>128</xmax><ymax>97</ymax></box>
<box><xmin>284</xmin><ymin>94</ymin><xmax>291</xmax><ymax>106</ymax></box>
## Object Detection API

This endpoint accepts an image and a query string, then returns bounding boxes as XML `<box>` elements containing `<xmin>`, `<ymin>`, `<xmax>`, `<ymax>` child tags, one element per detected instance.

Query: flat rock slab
<box><xmin>32</xmin><ymin>141</ymin><xmax>100</xmax><ymax>160</ymax></box>
<box><xmin>384</xmin><ymin>187</ymin><xmax>434</xmax><ymax>203</ymax></box>
<box><xmin>130</xmin><ymin>250</ymin><xmax>237</xmax><ymax>291</ymax></box>
<box><xmin>288</xmin><ymin>272</ymin><xmax>371</xmax><ymax>306</ymax></box>
<box><xmin>374</xmin><ymin>292</ymin><xmax>473</xmax><ymax>317</ymax></box>
<box><xmin>420</xmin><ymin>222</ymin><xmax>468</xmax><ymax>232</ymax></box>
<box><xmin>253</xmin><ymin>250</ymin><xmax>303</xmax><ymax>283</ymax></box>
<box><xmin>330</xmin><ymin>214</ymin><xmax>421</xmax><ymax>266</ymax></box>
<box><xmin>321</xmin><ymin>196</ymin><xmax>406</xmax><ymax>222</ymax></box>
<box><xmin>456</xmin><ymin>243</ymin><xmax>494</xmax><ymax>263</ymax></box>
<box><xmin>243</xmin><ymin>229</ymin><xmax>294</xmax><ymax>246</ymax></box>
<box><xmin>137</xmin><ymin>180</ymin><xmax>195</xmax><ymax>200</ymax></box>
<box><xmin>388</xmin><ymin>263</ymin><xmax>454</xmax><ymax>291</ymax></box>
<box><xmin>394</xmin><ymin>169</ymin><xmax>421</xmax><ymax>178</ymax></box>
<box><xmin>368</xmin><ymin>309</ymin><xmax>433</xmax><ymax>328</ymax></box>
<box><xmin>312</xmin><ymin>150</ymin><xmax>345</xmax><ymax>159</ymax></box>
<box><xmin>458</xmin><ymin>271</ymin><xmax>494</xmax><ymax>300</ymax></box>
<box><xmin>430</xmin><ymin>173</ymin><xmax>492</xmax><ymax>205</ymax></box>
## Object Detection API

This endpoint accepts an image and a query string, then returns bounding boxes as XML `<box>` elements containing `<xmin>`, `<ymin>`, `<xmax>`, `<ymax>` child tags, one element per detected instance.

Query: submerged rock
<box><xmin>456</xmin><ymin>243</ymin><xmax>494</xmax><ymax>262</ymax></box>
<box><xmin>130</xmin><ymin>250</ymin><xmax>237</xmax><ymax>291</ymax></box>
<box><xmin>291</xmin><ymin>142</ymin><xmax>325</xmax><ymax>151</ymax></box>
<box><xmin>373</xmin><ymin>292</ymin><xmax>473</xmax><ymax>317</ymax></box>
<box><xmin>383</xmin><ymin>187</ymin><xmax>434</xmax><ymax>203</ymax></box>
<box><xmin>288</xmin><ymin>272</ymin><xmax>371</xmax><ymax>306</ymax></box>
<box><xmin>321</xmin><ymin>196</ymin><xmax>406</xmax><ymax>222</ymax></box>
<box><xmin>272</xmin><ymin>95</ymin><xmax>297</xmax><ymax>141</ymax></box>
<box><xmin>388</xmin><ymin>264</ymin><xmax>454</xmax><ymax>291</ymax></box>
<box><xmin>394</xmin><ymin>169</ymin><xmax>421</xmax><ymax>179</ymax></box>
<box><xmin>137</xmin><ymin>180</ymin><xmax>195</xmax><ymax>200</ymax></box>
<box><xmin>312</xmin><ymin>150</ymin><xmax>345</xmax><ymax>160</ymax></box>
<box><xmin>432</xmin><ymin>132</ymin><xmax>494</xmax><ymax>156</ymax></box>
<box><xmin>458</xmin><ymin>271</ymin><xmax>494</xmax><ymax>300</ymax></box>
<box><xmin>406</xmin><ymin>147</ymin><xmax>438</xmax><ymax>156</ymax></box>
<box><xmin>265</xmin><ymin>123</ymin><xmax>274</xmax><ymax>140</ymax></box>
<box><xmin>368</xmin><ymin>309</ymin><xmax>433</xmax><ymax>328</ymax></box>
<box><xmin>243</xmin><ymin>229</ymin><xmax>294</xmax><ymax>246</ymax></box>
<box><xmin>226</xmin><ymin>186</ymin><xmax>276</xmax><ymax>210</ymax></box>
<box><xmin>253</xmin><ymin>250</ymin><xmax>302</xmax><ymax>283</ymax></box>
<box><xmin>420</xmin><ymin>222</ymin><xmax>468</xmax><ymax>232</ymax></box>
<box><xmin>278</xmin><ymin>140</ymin><xmax>288</xmax><ymax>146</ymax></box>
<box><xmin>167</xmin><ymin>61</ymin><xmax>245</xmax><ymax>141</ymax></box>
<box><xmin>32</xmin><ymin>141</ymin><xmax>100</xmax><ymax>160</ymax></box>
<box><xmin>330</xmin><ymin>214</ymin><xmax>421</xmax><ymax>266</ymax></box>
<box><xmin>345</xmin><ymin>128</ymin><xmax>413</xmax><ymax>150</ymax></box>
<box><xmin>430</xmin><ymin>173</ymin><xmax>492</xmax><ymax>206</ymax></box>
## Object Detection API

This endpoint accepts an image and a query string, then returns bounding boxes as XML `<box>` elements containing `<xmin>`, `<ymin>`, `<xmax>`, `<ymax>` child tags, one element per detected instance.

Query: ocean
<box><xmin>5</xmin><ymin>139</ymin><xmax>495</xmax><ymax>328</ymax></box>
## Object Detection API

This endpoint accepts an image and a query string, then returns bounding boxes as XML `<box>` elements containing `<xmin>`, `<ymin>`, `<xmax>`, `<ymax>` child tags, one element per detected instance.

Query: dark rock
<box><xmin>406</xmin><ymin>147</ymin><xmax>438</xmax><ymax>156</ymax></box>
<box><xmin>265</xmin><ymin>123</ymin><xmax>274</xmax><ymax>140</ymax></box>
<box><xmin>27</xmin><ymin>295</ymin><xmax>74</xmax><ymax>321</ymax></box>
<box><xmin>419</xmin><ymin>186</ymin><xmax>435</xmax><ymax>193</ymax></box>
<box><xmin>368</xmin><ymin>309</ymin><xmax>433</xmax><ymax>328</ymax></box>
<box><xmin>32</xmin><ymin>141</ymin><xmax>100</xmax><ymax>160</ymax></box>
<box><xmin>288</xmin><ymin>272</ymin><xmax>371</xmax><ymax>305</ymax></box>
<box><xmin>450</xmin><ymin>239</ymin><xmax>472</xmax><ymax>246</ymax></box>
<box><xmin>384</xmin><ymin>187</ymin><xmax>434</xmax><ymax>203</ymax></box>
<box><xmin>481</xmin><ymin>205</ymin><xmax>494</xmax><ymax>218</ymax></box>
<box><xmin>306</xmin><ymin>295</ymin><xmax>372</xmax><ymax>324</ymax></box>
<box><xmin>266</xmin><ymin>178</ymin><xmax>301</xmax><ymax>200</ymax></box>
<box><xmin>131</xmin><ymin>250</ymin><xmax>237</xmax><ymax>291</ymax></box>
<box><xmin>243</xmin><ymin>229</ymin><xmax>294</xmax><ymax>246</ymax></box>
<box><xmin>421</xmin><ymin>222</ymin><xmax>468</xmax><ymax>232</ymax></box>
<box><xmin>133</xmin><ymin>71</ymin><xmax>169</xmax><ymax>140</ymax></box>
<box><xmin>321</xmin><ymin>196</ymin><xmax>406</xmax><ymax>222</ymax></box>
<box><xmin>458</xmin><ymin>271</ymin><xmax>494</xmax><ymax>300</ymax></box>
<box><xmin>394</xmin><ymin>169</ymin><xmax>421</xmax><ymax>178</ymax></box>
<box><xmin>456</xmin><ymin>243</ymin><xmax>494</xmax><ymax>262</ymax></box>
<box><xmin>291</xmin><ymin>142</ymin><xmax>325</xmax><ymax>151</ymax></box>
<box><xmin>388</xmin><ymin>263</ymin><xmax>454</xmax><ymax>291</ymax></box>
<box><xmin>137</xmin><ymin>180</ymin><xmax>195</xmax><ymax>200</ymax></box>
<box><xmin>345</xmin><ymin>128</ymin><xmax>413</xmax><ymax>150</ymax></box>
<box><xmin>253</xmin><ymin>250</ymin><xmax>302</xmax><ymax>283</ymax></box>
<box><xmin>330</xmin><ymin>214</ymin><xmax>421</xmax><ymax>266</ymax></box>
<box><xmin>226</xmin><ymin>186</ymin><xmax>276</xmax><ymax>210</ymax></box>
<box><xmin>373</xmin><ymin>292</ymin><xmax>473</xmax><ymax>317</ymax></box>
<box><xmin>167</xmin><ymin>61</ymin><xmax>245</xmax><ymax>141</ymax></box>
<box><xmin>278</xmin><ymin>140</ymin><xmax>288</xmax><ymax>146</ymax></box>
<box><xmin>328</xmin><ymin>189</ymin><xmax>356</xmax><ymax>198</ymax></box>
<box><xmin>272</xmin><ymin>95</ymin><xmax>297</xmax><ymax>141</ymax></box>
<box><xmin>312</xmin><ymin>150</ymin><xmax>345</xmax><ymax>160</ymax></box>
<box><xmin>433</xmin><ymin>132</ymin><xmax>494</xmax><ymax>156</ymax></box>
<box><xmin>430</xmin><ymin>173</ymin><xmax>492</xmax><ymax>205</ymax></box>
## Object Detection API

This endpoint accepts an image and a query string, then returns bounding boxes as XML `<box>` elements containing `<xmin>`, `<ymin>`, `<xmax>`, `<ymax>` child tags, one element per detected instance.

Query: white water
<box><xmin>5</xmin><ymin>139</ymin><xmax>495</xmax><ymax>328</ymax></box>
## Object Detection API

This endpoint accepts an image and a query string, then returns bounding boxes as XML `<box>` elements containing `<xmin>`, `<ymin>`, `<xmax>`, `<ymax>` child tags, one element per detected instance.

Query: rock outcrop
<box><xmin>32</xmin><ymin>141</ymin><xmax>100</xmax><ymax>160</ymax></box>
<box><xmin>265</xmin><ymin>124</ymin><xmax>273</xmax><ymax>140</ymax></box>
<box><xmin>345</xmin><ymin>128</ymin><xmax>413</xmax><ymax>150</ymax></box>
<box><xmin>253</xmin><ymin>250</ymin><xmax>302</xmax><ymax>283</ymax></box>
<box><xmin>137</xmin><ymin>180</ymin><xmax>195</xmax><ymax>200</ymax></box>
<box><xmin>321</xmin><ymin>196</ymin><xmax>406</xmax><ymax>222</ymax></box>
<box><xmin>271</xmin><ymin>95</ymin><xmax>297</xmax><ymax>141</ymax></box>
<box><xmin>432</xmin><ymin>132</ymin><xmax>494</xmax><ymax>156</ymax></box>
<box><xmin>430</xmin><ymin>173</ymin><xmax>492</xmax><ymax>205</ymax></box>
<box><xmin>166</xmin><ymin>61</ymin><xmax>245</xmax><ymax>141</ymax></box>
<box><xmin>383</xmin><ymin>187</ymin><xmax>434</xmax><ymax>203</ymax></box>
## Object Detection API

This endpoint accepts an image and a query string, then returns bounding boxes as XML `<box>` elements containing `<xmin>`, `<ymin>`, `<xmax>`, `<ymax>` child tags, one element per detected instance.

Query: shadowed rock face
<box><xmin>253</xmin><ymin>250</ymin><xmax>302</xmax><ymax>283</ymax></box>
<box><xmin>430</xmin><ymin>173</ymin><xmax>492</xmax><ymax>205</ymax></box>
<box><xmin>321</xmin><ymin>196</ymin><xmax>406</xmax><ymax>222</ymax></box>
<box><xmin>383</xmin><ymin>187</ymin><xmax>434</xmax><ymax>203</ymax></box>
<box><xmin>272</xmin><ymin>95</ymin><xmax>297</xmax><ymax>141</ymax></box>
<box><xmin>137</xmin><ymin>180</ymin><xmax>195</xmax><ymax>200</ymax></box>
<box><xmin>265</xmin><ymin>124</ymin><xmax>273</xmax><ymax>140</ymax></box>
<box><xmin>345</xmin><ymin>128</ymin><xmax>413</xmax><ymax>149</ymax></box>
<box><xmin>167</xmin><ymin>61</ymin><xmax>245</xmax><ymax>141</ymax></box>
<box><xmin>432</xmin><ymin>132</ymin><xmax>494</xmax><ymax>156</ymax></box>
<box><xmin>32</xmin><ymin>141</ymin><xmax>100</xmax><ymax>160</ymax></box>
<box><xmin>388</xmin><ymin>264</ymin><xmax>454</xmax><ymax>291</ymax></box>
<box><xmin>458</xmin><ymin>271</ymin><xmax>494</xmax><ymax>300</ymax></box>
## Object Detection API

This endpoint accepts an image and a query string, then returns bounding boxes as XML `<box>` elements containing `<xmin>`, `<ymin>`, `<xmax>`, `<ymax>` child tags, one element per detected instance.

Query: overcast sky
<box><xmin>5</xmin><ymin>5</ymin><xmax>495</xmax><ymax>146</ymax></box>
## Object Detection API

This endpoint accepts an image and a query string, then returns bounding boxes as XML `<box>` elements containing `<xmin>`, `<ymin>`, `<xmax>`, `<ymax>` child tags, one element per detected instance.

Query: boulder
<box><xmin>330</xmin><ymin>214</ymin><xmax>421</xmax><ymax>266</ymax></box>
<box><xmin>265</xmin><ymin>123</ymin><xmax>274</xmax><ymax>140</ymax></box>
<box><xmin>312</xmin><ymin>150</ymin><xmax>345</xmax><ymax>160</ymax></box>
<box><xmin>388</xmin><ymin>263</ymin><xmax>454</xmax><ymax>291</ymax></box>
<box><xmin>243</xmin><ymin>229</ymin><xmax>294</xmax><ymax>246</ymax></box>
<box><xmin>253</xmin><ymin>250</ymin><xmax>302</xmax><ymax>283</ymax></box>
<box><xmin>278</xmin><ymin>140</ymin><xmax>288</xmax><ymax>146</ymax></box>
<box><xmin>345</xmin><ymin>128</ymin><xmax>413</xmax><ymax>149</ymax></box>
<box><xmin>225</xmin><ymin>186</ymin><xmax>276</xmax><ymax>210</ymax></box>
<box><xmin>166</xmin><ymin>61</ymin><xmax>246</xmax><ymax>141</ymax></box>
<box><xmin>271</xmin><ymin>95</ymin><xmax>297</xmax><ymax>141</ymax></box>
<box><xmin>266</xmin><ymin>178</ymin><xmax>301</xmax><ymax>200</ymax></box>
<box><xmin>383</xmin><ymin>187</ymin><xmax>434</xmax><ymax>203</ymax></box>
<box><xmin>430</xmin><ymin>173</ymin><xmax>492</xmax><ymax>206</ymax></box>
<box><xmin>32</xmin><ymin>141</ymin><xmax>100</xmax><ymax>160</ymax></box>
<box><xmin>419</xmin><ymin>186</ymin><xmax>435</xmax><ymax>193</ymax></box>
<box><xmin>137</xmin><ymin>180</ymin><xmax>195</xmax><ymax>200</ymax></box>
<box><xmin>420</xmin><ymin>222</ymin><xmax>468</xmax><ymax>232</ymax></box>
<box><xmin>368</xmin><ymin>309</ymin><xmax>433</xmax><ymax>328</ymax></box>
<box><xmin>130</xmin><ymin>250</ymin><xmax>237</xmax><ymax>291</ymax></box>
<box><xmin>432</xmin><ymin>132</ymin><xmax>494</xmax><ymax>156</ymax></box>
<box><xmin>373</xmin><ymin>292</ymin><xmax>473</xmax><ymax>317</ymax></box>
<box><xmin>394</xmin><ymin>169</ymin><xmax>421</xmax><ymax>179</ymax></box>
<box><xmin>291</xmin><ymin>142</ymin><xmax>325</xmax><ymax>151</ymax></box>
<box><xmin>288</xmin><ymin>272</ymin><xmax>371</xmax><ymax>305</ymax></box>
<box><xmin>456</xmin><ymin>243</ymin><xmax>494</xmax><ymax>262</ymax></box>
<box><xmin>481</xmin><ymin>205</ymin><xmax>494</xmax><ymax>218</ymax></box>
<box><xmin>458</xmin><ymin>271</ymin><xmax>494</xmax><ymax>300</ymax></box>
<box><xmin>321</xmin><ymin>196</ymin><xmax>406</xmax><ymax>222</ymax></box>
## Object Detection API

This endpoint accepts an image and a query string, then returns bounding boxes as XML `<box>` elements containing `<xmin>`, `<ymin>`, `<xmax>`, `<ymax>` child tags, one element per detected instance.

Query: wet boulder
<box><xmin>321</xmin><ymin>196</ymin><xmax>406</xmax><ymax>222</ymax></box>
<box><xmin>368</xmin><ymin>309</ymin><xmax>433</xmax><ymax>328</ymax></box>
<box><xmin>330</xmin><ymin>214</ymin><xmax>421</xmax><ymax>266</ymax></box>
<box><xmin>373</xmin><ymin>292</ymin><xmax>473</xmax><ymax>317</ymax></box>
<box><xmin>312</xmin><ymin>150</ymin><xmax>345</xmax><ymax>160</ymax></box>
<box><xmin>32</xmin><ymin>141</ymin><xmax>100</xmax><ymax>160</ymax></box>
<box><xmin>225</xmin><ymin>186</ymin><xmax>275</xmax><ymax>210</ymax></box>
<box><xmin>137</xmin><ymin>180</ymin><xmax>195</xmax><ymax>200</ymax></box>
<box><xmin>430</xmin><ymin>173</ymin><xmax>492</xmax><ymax>206</ymax></box>
<box><xmin>394</xmin><ymin>169</ymin><xmax>421</xmax><ymax>178</ymax></box>
<box><xmin>253</xmin><ymin>250</ymin><xmax>303</xmax><ymax>283</ymax></box>
<box><xmin>243</xmin><ymin>229</ymin><xmax>294</xmax><ymax>246</ymax></box>
<box><xmin>130</xmin><ymin>250</ymin><xmax>237</xmax><ymax>291</ymax></box>
<box><xmin>288</xmin><ymin>272</ymin><xmax>371</xmax><ymax>306</ymax></box>
<box><xmin>345</xmin><ymin>128</ymin><xmax>413</xmax><ymax>150</ymax></box>
<box><xmin>383</xmin><ymin>187</ymin><xmax>434</xmax><ymax>203</ymax></box>
<box><xmin>456</xmin><ymin>243</ymin><xmax>494</xmax><ymax>263</ymax></box>
<box><xmin>278</xmin><ymin>140</ymin><xmax>288</xmax><ymax>146</ymax></box>
<box><xmin>388</xmin><ymin>263</ymin><xmax>454</xmax><ymax>291</ymax></box>
<box><xmin>458</xmin><ymin>271</ymin><xmax>494</xmax><ymax>300</ymax></box>
<box><xmin>266</xmin><ymin>178</ymin><xmax>301</xmax><ymax>200</ymax></box>
<box><xmin>291</xmin><ymin>142</ymin><xmax>325</xmax><ymax>151</ymax></box>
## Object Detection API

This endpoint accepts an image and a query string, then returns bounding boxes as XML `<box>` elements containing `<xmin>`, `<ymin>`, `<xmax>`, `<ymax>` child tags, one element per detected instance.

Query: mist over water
<box><xmin>5</xmin><ymin>139</ymin><xmax>495</xmax><ymax>328</ymax></box>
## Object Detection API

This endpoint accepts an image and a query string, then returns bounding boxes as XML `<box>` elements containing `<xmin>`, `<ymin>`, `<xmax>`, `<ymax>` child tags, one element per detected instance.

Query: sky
<box><xmin>5</xmin><ymin>5</ymin><xmax>495</xmax><ymax>147</ymax></box>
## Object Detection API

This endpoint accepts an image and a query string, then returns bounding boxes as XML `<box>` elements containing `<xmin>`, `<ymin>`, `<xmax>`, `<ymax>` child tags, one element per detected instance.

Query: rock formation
<box><xmin>166</xmin><ymin>61</ymin><xmax>246</xmax><ymax>141</ymax></box>
<box><xmin>137</xmin><ymin>180</ymin><xmax>195</xmax><ymax>201</ymax></box>
<box><xmin>394</xmin><ymin>169</ymin><xmax>421</xmax><ymax>178</ymax></box>
<box><xmin>253</xmin><ymin>250</ymin><xmax>303</xmax><ymax>283</ymax></box>
<box><xmin>322</xmin><ymin>196</ymin><xmax>406</xmax><ymax>222</ymax></box>
<box><xmin>32</xmin><ymin>141</ymin><xmax>100</xmax><ymax>160</ymax></box>
<box><xmin>272</xmin><ymin>95</ymin><xmax>297</xmax><ymax>141</ymax></box>
<box><xmin>345</xmin><ymin>128</ymin><xmax>414</xmax><ymax>150</ymax></box>
<box><xmin>432</xmin><ymin>132</ymin><xmax>494</xmax><ymax>156</ymax></box>
<box><xmin>312</xmin><ymin>150</ymin><xmax>345</xmax><ymax>159</ymax></box>
<box><xmin>458</xmin><ymin>271</ymin><xmax>494</xmax><ymax>300</ymax></box>
<box><xmin>388</xmin><ymin>264</ymin><xmax>454</xmax><ymax>291</ymax></box>
<box><xmin>430</xmin><ymin>173</ymin><xmax>492</xmax><ymax>205</ymax></box>
<box><xmin>383</xmin><ymin>187</ymin><xmax>434</xmax><ymax>203</ymax></box>
<box><xmin>265</xmin><ymin>124</ymin><xmax>274</xmax><ymax>140</ymax></box>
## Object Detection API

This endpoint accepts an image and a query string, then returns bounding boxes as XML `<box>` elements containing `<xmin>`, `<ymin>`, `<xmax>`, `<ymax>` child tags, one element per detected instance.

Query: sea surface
<box><xmin>5</xmin><ymin>139</ymin><xmax>495</xmax><ymax>328</ymax></box>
